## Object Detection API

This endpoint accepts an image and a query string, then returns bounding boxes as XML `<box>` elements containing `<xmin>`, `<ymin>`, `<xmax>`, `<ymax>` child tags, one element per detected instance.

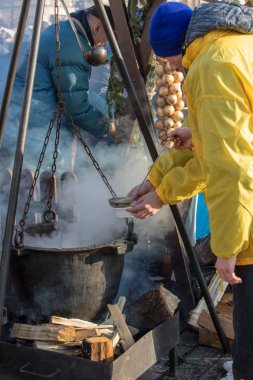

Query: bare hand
<box><xmin>108</xmin><ymin>121</ymin><xmax>116</xmax><ymax>137</ymax></box>
<box><xmin>127</xmin><ymin>181</ymin><xmax>154</xmax><ymax>201</ymax></box>
<box><xmin>167</xmin><ymin>127</ymin><xmax>192</xmax><ymax>149</ymax></box>
<box><xmin>127</xmin><ymin>190</ymin><xmax>164</xmax><ymax>219</ymax></box>
<box><xmin>215</xmin><ymin>256</ymin><xmax>242</xmax><ymax>285</ymax></box>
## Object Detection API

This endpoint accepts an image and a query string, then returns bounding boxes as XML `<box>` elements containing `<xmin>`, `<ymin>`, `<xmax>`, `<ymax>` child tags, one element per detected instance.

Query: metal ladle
<box><xmin>61</xmin><ymin>0</ymin><xmax>109</xmax><ymax>66</ymax></box>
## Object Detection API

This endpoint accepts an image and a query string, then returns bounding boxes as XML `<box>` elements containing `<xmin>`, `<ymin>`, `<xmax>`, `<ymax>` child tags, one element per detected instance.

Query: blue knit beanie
<box><xmin>149</xmin><ymin>2</ymin><xmax>193</xmax><ymax>57</ymax></box>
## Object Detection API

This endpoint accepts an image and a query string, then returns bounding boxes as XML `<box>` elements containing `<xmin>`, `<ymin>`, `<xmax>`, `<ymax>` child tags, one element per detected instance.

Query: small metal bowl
<box><xmin>108</xmin><ymin>197</ymin><xmax>133</xmax><ymax>209</ymax></box>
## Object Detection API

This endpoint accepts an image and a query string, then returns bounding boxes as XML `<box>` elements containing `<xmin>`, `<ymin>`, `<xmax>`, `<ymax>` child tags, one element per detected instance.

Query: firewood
<box><xmin>102</xmin><ymin>296</ymin><xmax>126</xmax><ymax>325</ymax></box>
<box><xmin>10</xmin><ymin>323</ymin><xmax>111</xmax><ymax>342</ymax></box>
<box><xmin>198</xmin><ymin>326</ymin><xmax>233</xmax><ymax>350</ymax></box>
<box><xmin>125</xmin><ymin>284</ymin><xmax>180</xmax><ymax>332</ymax></box>
<box><xmin>33</xmin><ymin>341</ymin><xmax>82</xmax><ymax>356</ymax></box>
<box><xmin>107</xmin><ymin>304</ymin><xmax>135</xmax><ymax>351</ymax></box>
<box><xmin>10</xmin><ymin>323</ymin><xmax>76</xmax><ymax>342</ymax></box>
<box><xmin>74</xmin><ymin>328</ymin><xmax>100</xmax><ymax>341</ymax></box>
<box><xmin>220</xmin><ymin>292</ymin><xmax>233</xmax><ymax>306</ymax></box>
<box><xmin>188</xmin><ymin>272</ymin><xmax>228</xmax><ymax>329</ymax></box>
<box><xmin>198</xmin><ymin>309</ymin><xmax>234</xmax><ymax>340</ymax></box>
<box><xmin>50</xmin><ymin>316</ymin><xmax>113</xmax><ymax>330</ymax></box>
<box><xmin>83</xmin><ymin>336</ymin><xmax>114</xmax><ymax>363</ymax></box>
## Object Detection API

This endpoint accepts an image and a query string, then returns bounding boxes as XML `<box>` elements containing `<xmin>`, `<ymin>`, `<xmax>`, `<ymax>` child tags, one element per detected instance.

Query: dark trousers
<box><xmin>233</xmin><ymin>265</ymin><xmax>253</xmax><ymax>380</ymax></box>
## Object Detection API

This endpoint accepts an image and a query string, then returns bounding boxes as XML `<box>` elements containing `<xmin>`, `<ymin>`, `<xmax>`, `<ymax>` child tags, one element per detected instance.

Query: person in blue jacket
<box><xmin>1</xmin><ymin>6</ymin><xmax>115</xmax><ymax>170</ymax></box>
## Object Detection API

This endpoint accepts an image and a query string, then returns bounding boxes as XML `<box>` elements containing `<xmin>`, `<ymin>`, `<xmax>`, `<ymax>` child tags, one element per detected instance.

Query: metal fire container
<box><xmin>0</xmin><ymin>312</ymin><xmax>179</xmax><ymax>380</ymax></box>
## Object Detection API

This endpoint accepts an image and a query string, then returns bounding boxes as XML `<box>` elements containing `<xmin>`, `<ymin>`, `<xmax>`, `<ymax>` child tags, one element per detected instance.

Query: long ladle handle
<box><xmin>134</xmin><ymin>140</ymin><xmax>171</xmax><ymax>199</ymax></box>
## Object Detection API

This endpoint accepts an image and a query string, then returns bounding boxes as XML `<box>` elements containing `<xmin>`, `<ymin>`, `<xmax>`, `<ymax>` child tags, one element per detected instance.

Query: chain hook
<box><xmin>43</xmin><ymin>209</ymin><xmax>57</xmax><ymax>224</ymax></box>
<box><xmin>14</xmin><ymin>228</ymin><xmax>24</xmax><ymax>249</ymax></box>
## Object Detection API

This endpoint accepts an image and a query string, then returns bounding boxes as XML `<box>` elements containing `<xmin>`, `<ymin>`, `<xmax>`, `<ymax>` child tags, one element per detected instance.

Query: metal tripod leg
<box><xmin>0</xmin><ymin>0</ymin><xmax>46</xmax><ymax>333</ymax></box>
<box><xmin>0</xmin><ymin>0</ymin><xmax>32</xmax><ymax>144</ymax></box>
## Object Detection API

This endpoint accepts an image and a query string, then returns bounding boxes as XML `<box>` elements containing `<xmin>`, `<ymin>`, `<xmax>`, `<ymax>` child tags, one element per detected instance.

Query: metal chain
<box><xmin>43</xmin><ymin>107</ymin><xmax>62</xmax><ymax>223</ymax></box>
<box><xmin>15</xmin><ymin>0</ymin><xmax>63</xmax><ymax>246</ymax></box>
<box><xmin>15</xmin><ymin>0</ymin><xmax>118</xmax><ymax>247</ymax></box>
<box><xmin>63</xmin><ymin>109</ymin><xmax>117</xmax><ymax>198</ymax></box>
<box><xmin>55</xmin><ymin>0</ymin><xmax>116</xmax><ymax>198</ymax></box>
<box><xmin>15</xmin><ymin>106</ymin><xmax>59</xmax><ymax>247</ymax></box>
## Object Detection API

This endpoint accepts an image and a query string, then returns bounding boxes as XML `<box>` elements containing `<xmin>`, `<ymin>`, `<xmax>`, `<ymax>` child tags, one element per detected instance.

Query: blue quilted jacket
<box><xmin>13</xmin><ymin>19</ymin><xmax>110</xmax><ymax>138</ymax></box>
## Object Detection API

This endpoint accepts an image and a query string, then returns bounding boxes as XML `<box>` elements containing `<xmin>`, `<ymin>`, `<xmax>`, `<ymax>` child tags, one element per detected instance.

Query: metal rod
<box><xmin>94</xmin><ymin>0</ymin><xmax>157</xmax><ymax>162</ymax></box>
<box><xmin>0</xmin><ymin>0</ymin><xmax>32</xmax><ymax>144</ymax></box>
<box><xmin>0</xmin><ymin>0</ymin><xmax>46</xmax><ymax>334</ymax></box>
<box><xmin>171</xmin><ymin>206</ymin><xmax>230</xmax><ymax>353</ymax></box>
<box><xmin>94</xmin><ymin>0</ymin><xmax>230</xmax><ymax>353</ymax></box>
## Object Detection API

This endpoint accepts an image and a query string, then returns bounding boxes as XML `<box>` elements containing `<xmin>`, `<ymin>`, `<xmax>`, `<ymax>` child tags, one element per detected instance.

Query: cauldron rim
<box><xmin>11</xmin><ymin>238</ymin><xmax>133</xmax><ymax>256</ymax></box>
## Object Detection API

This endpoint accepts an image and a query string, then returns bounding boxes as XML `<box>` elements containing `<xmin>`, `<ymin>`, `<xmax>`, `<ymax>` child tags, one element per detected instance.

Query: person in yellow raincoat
<box><xmin>127</xmin><ymin>2</ymin><xmax>253</xmax><ymax>380</ymax></box>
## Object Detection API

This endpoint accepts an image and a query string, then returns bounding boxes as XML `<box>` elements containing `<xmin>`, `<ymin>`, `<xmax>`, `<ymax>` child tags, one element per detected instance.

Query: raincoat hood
<box><xmin>184</xmin><ymin>1</ymin><xmax>253</xmax><ymax>50</ymax></box>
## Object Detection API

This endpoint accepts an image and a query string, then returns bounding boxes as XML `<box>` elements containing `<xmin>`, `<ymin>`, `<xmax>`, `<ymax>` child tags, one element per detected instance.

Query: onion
<box><xmin>158</xmin><ymin>130</ymin><xmax>168</xmax><ymax>141</ymax></box>
<box><xmin>166</xmin><ymin>94</ymin><xmax>177</xmax><ymax>105</ymax></box>
<box><xmin>155</xmin><ymin>119</ymin><xmax>165</xmax><ymax>130</ymax></box>
<box><xmin>155</xmin><ymin>65</ymin><xmax>164</xmax><ymax>77</ymax></box>
<box><xmin>157</xmin><ymin>107</ymin><xmax>165</xmax><ymax>117</ymax></box>
<box><xmin>174</xmin><ymin>121</ymin><xmax>183</xmax><ymax>128</ymax></box>
<box><xmin>159</xmin><ymin>86</ymin><xmax>169</xmax><ymax>98</ymax></box>
<box><xmin>172</xmin><ymin>111</ymin><xmax>184</xmax><ymax>122</ymax></box>
<box><xmin>167</xmin><ymin>128</ymin><xmax>175</xmax><ymax>136</ymax></box>
<box><xmin>156</xmin><ymin>97</ymin><xmax>166</xmax><ymax>108</ymax></box>
<box><xmin>164</xmin><ymin>117</ymin><xmax>174</xmax><ymax>128</ymax></box>
<box><xmin>169</xmin><ymin>83</ymin><xmax>181</xmax><ymax>94</ymax></box>
<box><xmin>164</xmin><ymin>105</ymin><xmax>175</xmax><ymax>116</ymax></box>
<box><xmin>176</xmin><ymin>90</ymin><xmax>183</xmax><ymax>100</ymax></box>
<box><xmin>162</xmin><ymin>74</ymin><xmax>174</xmax><ymax>86</ymax></box>
<box><xmin>174</xmin><ymin>99</ymin><xmax>185</xmax><ymax>111</ymax></box>
<box><xmin>156</xmin><ymin>78</ymin><xmax>163</xmax><ymax>88</ymax></box>
<box><xmin>173</xmin><ymin>71</ymin><xmax>184</xmax><ymax>83</ymax></box>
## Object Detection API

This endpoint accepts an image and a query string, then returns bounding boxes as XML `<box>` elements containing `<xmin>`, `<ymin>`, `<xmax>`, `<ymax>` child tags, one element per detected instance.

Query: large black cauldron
<box><xmin>6</xmin><ymin>235</ymin><xmax>136</xmax><ymax>324</ymax></box>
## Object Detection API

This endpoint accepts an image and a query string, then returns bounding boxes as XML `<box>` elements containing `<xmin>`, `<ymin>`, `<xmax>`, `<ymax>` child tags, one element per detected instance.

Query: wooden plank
<box><xmin>188</xmin><ymin>272</ymin><xmax>228</xmax><ymax>329</ymax></box>
<box><xmin>33</xmin><ymin>341</ymin><xmax>82</xmax><ymax>356</ymax></box>
<box><xmin>198</xmin><ymin>309</ymin><xmax>234</xmax><ymax>340</ymax></box>
<box><xmin>102</xmin><ymin>296</ymin><xmax>126</xmax><ymax>325</ymax></box>
<box><xmin>199</xmin><ymin>326</ymin><xmax>233</xmax><ymax>350</ymax></box>
<box><xmin>50</xmin><ymin>316</ymin><xmax>113</xmax><ymax>330</ymax></box>
<box><xmin>10</xmin><ymin>323</ymin><xmax>76</xmax><ymax>342</ymax></box>
<box><xmin>107</xmin><ymin>303</ymin><xmax>135</xmax><ymax>351</ymax></box>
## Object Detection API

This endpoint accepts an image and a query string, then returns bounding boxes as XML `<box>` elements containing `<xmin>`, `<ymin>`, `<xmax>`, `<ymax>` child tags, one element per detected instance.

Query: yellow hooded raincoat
<box><xmin>148</xmin><ymin>30</ymin><xmax>253</xmax><ymax>264</ymax></box>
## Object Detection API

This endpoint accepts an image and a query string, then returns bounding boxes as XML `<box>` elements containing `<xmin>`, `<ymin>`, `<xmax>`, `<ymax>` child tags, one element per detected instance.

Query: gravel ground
<box><xmin>140</xmin><ymin>327</ymin><xmax>232</xmax><ymax>380</ymax></box>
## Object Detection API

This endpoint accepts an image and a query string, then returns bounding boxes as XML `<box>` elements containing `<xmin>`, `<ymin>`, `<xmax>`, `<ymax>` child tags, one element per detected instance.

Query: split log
<box><xmin>107</xmin><ymin>304</ymin><xmax>135</xmax><ymax>351</ymax></box>
<box><xmin>10</xmin><ymin>323</ymin><xmax>76</xmax><ymax>342</ymax></box>
<box><xmin>188</xmin><ymin>272</ymin><xmax>228</xmax><ymax>329</ymax></box>
<box><xmin>126</xmin><ymin>284</ymin><xmax>180</xmax><ymax>332</ymax></box>
<box><xmin>50</xmin><ymin>316</ymin><xmax>113</xmax><ymax>330</ymax></box>
<box><xmin>83</xmin><ymin>336</ymin><xmax>114</xmax><ymax>363</ymax></box>
<box><xmin>10</xmin><ymin>323</ymin><xmax>110</xmax><ymax>342</ymax></box>
<box><xmin>33</xmin><ymin>341</ymin><xmax>82</xmax><ymax>356</ymax></box>
<box><xmin>199</xmin><ymin>327</ymin><xmax>233</xmax><ymax>350</ymax></box>
<box><xmin>102</xmin><ymin>296</ymin><xmax>126</xmax><ymax>325</ymax></box>
<box><xmin>198</xmin><ymin>308</ymin><xmax>234</xmax><ymax>340</ymax></box>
